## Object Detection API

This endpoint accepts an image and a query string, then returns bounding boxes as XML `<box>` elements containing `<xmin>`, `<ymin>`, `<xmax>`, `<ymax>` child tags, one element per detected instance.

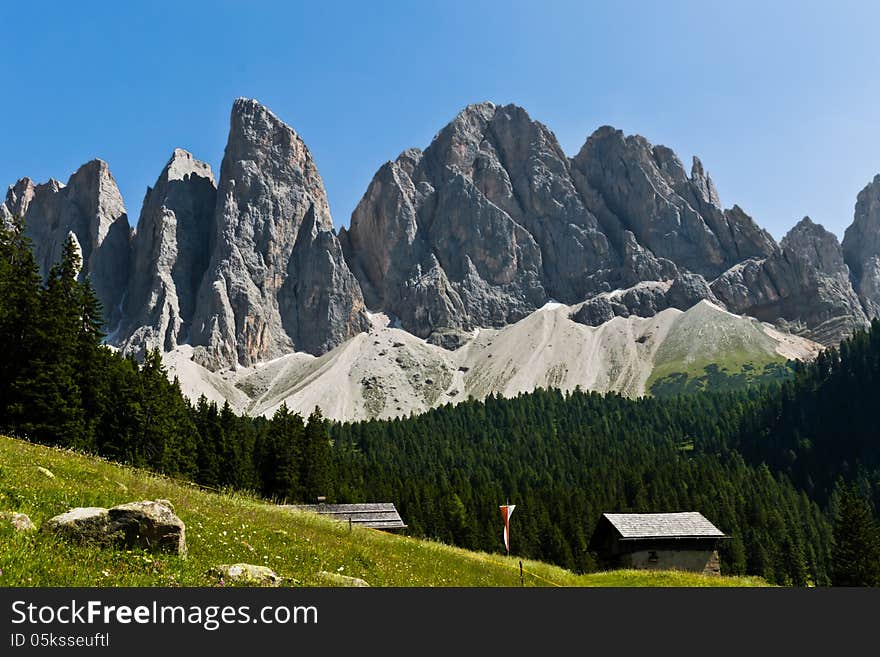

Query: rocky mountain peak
<box><xmin>1</xmin><ymin>159</ymin><xmax>131</xmax><ymax>329</ymax></box>
<box><xmin>782</xmin><ymin>216</ymin><xmax>847</xmax><ymax>275</ymax></box>
<box><xmin>690</xmin><ymin>156</ymin><xmax>721</xmax><ymax>207</ymax></box>
<box><xmin>115</xmin><ymin>149</ymin><xmax>217</xmax><ymax>355</ymax></box>
<box><xmin>189</xmin><ymin>98</ymin><xmax>366</xmax><ymax>369</ymax></box>
<box><xmin>712</xmin><ymin>214</ymin><xmax>866</xmax><ymax>346</ymax></box>
<box><xmin>163</xmin><ymin>148</ymin><xmax>215</xmax><ymax>184</ymax></box>
<box><xmin>4</xmin><ymin>177</ymin><xmax>36</xmax><ymax>216</ymax></box>
<box><xmin>572</xmin><ymin>125</ymin><xmax>775</xmax><ymax>277</ymax></box>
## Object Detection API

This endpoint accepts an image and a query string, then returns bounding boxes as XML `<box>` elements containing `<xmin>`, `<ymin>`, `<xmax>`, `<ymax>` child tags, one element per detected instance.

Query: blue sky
<box><xmin>2</xmin><ymin>0</ymin><xmax>879</xmax><ymax>240</ymax></box>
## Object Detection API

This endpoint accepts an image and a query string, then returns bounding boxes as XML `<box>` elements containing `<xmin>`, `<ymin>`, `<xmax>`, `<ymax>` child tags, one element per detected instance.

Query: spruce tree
<box><xmin>261</xmin><ymin>404</ymin><xmax>303</xmax><ymax>501</ymax></box>
<box><xmin>74</xmin><ymin>275</ymin><xmax>108</xmax><ymax>451</ymax></box>
<box><xmin>10</xmin><ymin>235</ymin><xmax>85</xmax><ymax>446</ymax></box>
<box><xmin>0</xmin><ymin>216</ymin><xmax>42</xmax><ymax>430</ymax></box>
<box><xmin>301</xmin><ymin>407</ymin><xmax>331</xmax><ymax>501</ymax></box>
<box><xmin>831</xmin><ymin>484</ymin><xmax>880</xmax><ymax>586</ymax></box>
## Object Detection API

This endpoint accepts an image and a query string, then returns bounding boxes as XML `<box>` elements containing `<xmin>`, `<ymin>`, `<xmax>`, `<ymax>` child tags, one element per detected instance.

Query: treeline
<box><xmin>330</xmin><ymin>389</ymin><xmax>832</xmax><ymax>584</ymax></box>
<box><xmin>2</xmin><ymin>218</ymin><xmax>879</xmax><ymax>585</ymax></box>
<box><xmin>717</xmin><ymin>325</ymin><xmax>880</xmax><ymax>513</ymax></box>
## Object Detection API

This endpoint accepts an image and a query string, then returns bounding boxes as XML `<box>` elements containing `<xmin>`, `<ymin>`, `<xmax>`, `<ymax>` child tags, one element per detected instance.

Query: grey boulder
<box><xmin>42</xmin><ymin>500</ymin><xmax>186</xmax><ymax>556</ymax></box>
<box><xmin>107</xmin><ymin>500</ymin><xmax>187</xmax><ymax>556</ymax></box>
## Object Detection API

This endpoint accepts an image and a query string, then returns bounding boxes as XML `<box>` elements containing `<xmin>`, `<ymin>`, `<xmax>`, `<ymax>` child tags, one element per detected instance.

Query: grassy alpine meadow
<box><xmin>0</xmin><ymin>435</ymin><xmax>767</xmax><ymax>587</ymax></box>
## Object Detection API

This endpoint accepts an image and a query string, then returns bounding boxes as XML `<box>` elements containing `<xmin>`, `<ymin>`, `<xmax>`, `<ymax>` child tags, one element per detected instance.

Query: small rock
<box><xmin>1</xmin><ymin>511</ymin><xmax>36</xmax><ymax>532</ymax></box>
<box><xmin>212</xmin><ymin>564</ymin><xmax>279</xmax><ymax>586</ymax></box>
<box><xmin>317</xmin><ymin>570</ymin><xmax>370</xmax><ymax>587</ymax></box>
<box><xmin>36</xmin><ymin>466</ymin><xmax>55</xmax><ymax>479</ymax></box>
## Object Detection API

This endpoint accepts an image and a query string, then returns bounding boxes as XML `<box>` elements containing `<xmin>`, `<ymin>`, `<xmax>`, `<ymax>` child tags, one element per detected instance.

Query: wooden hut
<box><xmin>588</xmin><ymin>512</ymin><xmax>727</xmax><ymax>575</ymax></box>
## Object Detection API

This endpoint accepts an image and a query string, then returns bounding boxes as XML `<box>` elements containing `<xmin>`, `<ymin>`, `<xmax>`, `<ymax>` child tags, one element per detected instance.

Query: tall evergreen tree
<box><xmin>9</xmin><ymin>235</ymin><xmax>85</xmax><ymax>446</ymax></box>
<box><xmin>258</xmin><ymin>404</ymin><xmax>304</xmax><ymax>501</ymax></box>
<box><xmin>831</xmin><ymin>484</ymin><xmax>880</xmax><ymax>586</ymax></box>
<box><xmin>74</xmin><ymin>274</ymin><xmax>109</xmax><ymax>451</ymax></box>
<box><xmin>301</xmin><ymin>408</ymin><xmax>331</xmax><ymax>501</ymax></box>
<box><xmin>0</xmin><ymin>216</ymin><xmax>42</xmax><ymax>430</ymax></box>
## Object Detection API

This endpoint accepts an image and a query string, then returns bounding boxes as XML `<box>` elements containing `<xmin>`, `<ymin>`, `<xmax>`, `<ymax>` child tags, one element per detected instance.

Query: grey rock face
<box><xmin>3</xmin><ymin>161</ymin><xmax>131</xmax><ymax>329</ymax></box>
<box><xmin>712</xmin><ymin>217</ymin><xmax>867</xmax><ymax>345</ymax></box>
<box><xmin>116</xmin><ymin>149</ymin><xmax>216</xmax><ymax>356</ymax></box>
<box><xmin>280</xmin><ymin>204</ymin><xmax>370</xmax><ymax>355</ymax></box>
<box><xmin>191</xmin><ymin>98</ymin><xmax>368</xmax><ymax>369</ymax></box>
<box><xmin>570</xmin><ymin>272</ymin><xmax>719</xmax><ymax>327</ymax></box>
<box><xmin>344</xmin><ymin>104</ymin><xmax>631</xmax><ymax>338</ymax></box>
<box><xmin>343</xmin><ymin>103</ymin><xmax>780</xmax><ymax>342</ymax></box>
<box><xmin>570</xmin><ymin>281</ymin><xmax>675</xmax><ymax>326</ymax></box>
<box><xmin>571</xmin><ymin>127</ymin><xmax>775</xmax><ymax>277</ymax></box>
<box><xmin>843</xmin><ymin>175</ymin><xmax>880</xmax><ymax>318</ymax></box>
<box><xmin>8</xmin><ymin>97</ymin><xmax>879</xmax><ymax>380</ymax></box>
<box><xmin>855</xmin><ymin>255</ymin><xmax>880</xmax><ymax>318</ymax></box>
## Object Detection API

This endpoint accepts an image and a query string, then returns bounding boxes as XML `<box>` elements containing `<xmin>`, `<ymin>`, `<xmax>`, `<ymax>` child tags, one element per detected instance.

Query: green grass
<box><xmin>645</xmin><ymin>302</ymin><xmax>796</xmax><ymax>397</ymax></box>
<box><xmin>649</xmin><ymin>360</ymin><xmax>793</xmax><ymax>397</ymax></box>
<box><xmin>0</xmin><ymin>435</ymin><xmax>767</xmax><ymax>587</ymax></box>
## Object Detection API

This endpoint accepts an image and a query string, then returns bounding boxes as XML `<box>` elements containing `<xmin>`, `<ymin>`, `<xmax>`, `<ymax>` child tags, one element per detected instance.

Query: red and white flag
<box><xmin>500</xmin><ymin>504</ymin><xmax>516</xmax><ymax>554</ymax></box>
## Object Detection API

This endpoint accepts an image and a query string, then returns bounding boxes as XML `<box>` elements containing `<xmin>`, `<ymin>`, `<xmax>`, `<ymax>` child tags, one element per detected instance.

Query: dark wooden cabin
<box><xmin>282</xmin><ymin>503</ymin><xmax>407</xmax><ymax>531</ymax></box>
<box><xmin>588</xmin><ymin>512</ymin><xmax>727</xmax><ymax>575</ymax></box>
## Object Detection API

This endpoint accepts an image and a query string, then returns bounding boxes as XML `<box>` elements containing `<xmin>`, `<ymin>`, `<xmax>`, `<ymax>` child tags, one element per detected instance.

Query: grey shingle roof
<box><xmin>603</xmin><ymin>512</ymin><xmax>725</xmax><ymax>539</ymax></box>
<box><xmin>281</xmin><ymin>503</ymin><xmax>406</xmax><ymax>530</ymax></box>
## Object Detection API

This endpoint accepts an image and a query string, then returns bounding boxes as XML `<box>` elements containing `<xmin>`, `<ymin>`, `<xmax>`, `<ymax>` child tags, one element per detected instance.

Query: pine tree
<box><xmin>831</xmin><ymin>485</ymin><xmax>880</xmax><ymax>586</ymax></box>
<box><xmin>0</xmin><ymin>216</ymin><xmax>42</xmax><ymax>430</ymax></box>
<box><xmin>301</xmin><ymin>407</ymin><xmax>331</xmax><ymax>501</ymax></box>
<box><xmin>74</xmin><ymin>275</ymin><xmax>108</xmax><ymax>451</ymax></box>
<box><xmin>260</xmin><ymin>404</ymin><xmax>304</xmax><ymax>501</ymax></box>
<box><xmin>10</xmin><ymin>235</ymin><xmax>85</xmax><ymax>446</ymax></box>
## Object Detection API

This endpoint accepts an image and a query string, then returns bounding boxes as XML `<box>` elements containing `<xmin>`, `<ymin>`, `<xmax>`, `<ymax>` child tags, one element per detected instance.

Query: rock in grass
<box><xmin>107</xmin><ymin>500</ymin><xmax>186</xmax><ymax>556</ymax></box>
<box><xmin>317</xmin><ymin>570</ymin><xmax>370</xmax><ymax>587</ymax></box>
<box><xmin>43</xmin><ymin>500</ymin><xmax>186</xmax><ymax>556</ymax></box>
<box><xmin>36</xmin><ymin>466</ymin><xmax>55</xmax><ymax>479</ymax></box>
<box><xmin>211</xmin><ymin>563</ymin><xmax>280</xmax><ymax>586</ymax></box>
<box><xmin>0</xmin><ymin>511</ymin><xmax>36</xmax><ymax>532</ymax></box>
<box><xmin>43</xmin><ymin>507</ymin><xmax>110</xmax><ymax>542</ymax></box>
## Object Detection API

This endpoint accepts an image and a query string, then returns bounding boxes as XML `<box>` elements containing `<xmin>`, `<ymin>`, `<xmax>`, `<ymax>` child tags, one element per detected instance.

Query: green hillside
<box><xmin>0</xmin><ymin>436</ymin><xmax>764</xmax><ymax>587</ymax></box>
<box><xmin>647</xmin><ymin>301</ymin><xmax>795</xmax><ymax>396</ymax></box>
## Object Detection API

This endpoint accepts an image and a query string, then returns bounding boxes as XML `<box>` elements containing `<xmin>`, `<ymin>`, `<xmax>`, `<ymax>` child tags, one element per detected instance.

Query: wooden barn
<box><xmin>282</xmin><ymin>503</ymin><xmax>407</xmax><ymax>532</ymax></box>
<box><xmin>588</xmin><ymin>512</ymin><xmax>728</xmax><ymax>575</ymax></box>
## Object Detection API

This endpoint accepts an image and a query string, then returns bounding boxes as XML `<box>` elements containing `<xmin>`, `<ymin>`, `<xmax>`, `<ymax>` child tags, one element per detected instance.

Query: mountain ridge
<box><xmin>2</xmin><ymin>98</ymin><xmax>876</xmax><ymax>404</ymax></box>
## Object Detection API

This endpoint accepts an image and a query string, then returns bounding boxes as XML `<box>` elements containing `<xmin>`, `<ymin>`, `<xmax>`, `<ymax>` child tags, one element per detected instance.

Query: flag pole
<box><xmin>500</xmin><ymin>500</ymin><xmax>515</xmax><ymax>558</ymax></box>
